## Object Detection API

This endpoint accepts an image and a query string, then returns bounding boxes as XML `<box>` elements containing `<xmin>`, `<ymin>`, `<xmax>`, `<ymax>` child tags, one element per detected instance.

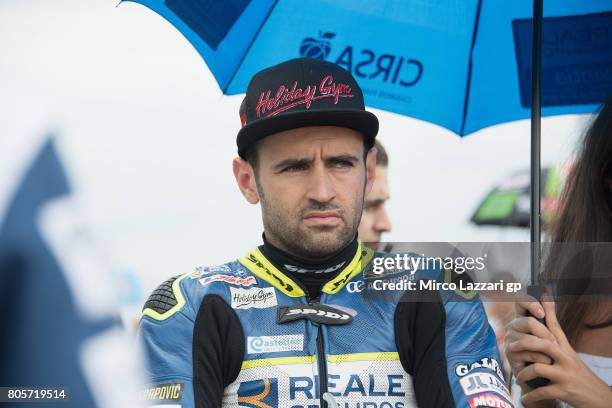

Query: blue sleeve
<box><xmin>443</xmin><ymin>291</ymin><xmax>514</xmax><ymax>408</ymax></box>
<box><xmin>140</xmin><ymin>274</ymin><xmax>196</xmax><ymax>408</ymax></box>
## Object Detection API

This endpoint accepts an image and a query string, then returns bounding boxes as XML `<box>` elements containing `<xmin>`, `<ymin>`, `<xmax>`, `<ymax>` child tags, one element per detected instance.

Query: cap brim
<box><xmin>237</xmin><ymin>109</ymin><xmax>379</xmax><ymax>158</ymax></box>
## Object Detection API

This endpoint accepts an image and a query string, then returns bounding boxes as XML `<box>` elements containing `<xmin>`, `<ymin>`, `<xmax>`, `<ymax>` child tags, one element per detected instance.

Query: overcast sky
<box><xmin>0</xmin><ymin>0</ymin><xmax>591</xmax><ymax>295</ymax></box>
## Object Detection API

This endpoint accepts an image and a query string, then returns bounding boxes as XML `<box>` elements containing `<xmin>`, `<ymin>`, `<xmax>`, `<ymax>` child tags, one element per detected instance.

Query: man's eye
<box><xmin>284</xmin><ymin>163</ymin><xmax>308</xmax><ymax>172</ymax></box>
<box><xmin>365</xmin><ymin>202</ymin><xmax>382</xmax><ymax>211</ymax></box>
<box><xmin>333</xmin><ymin>160</ymin><xmax>353</xmax><ymax>168</ymax></box>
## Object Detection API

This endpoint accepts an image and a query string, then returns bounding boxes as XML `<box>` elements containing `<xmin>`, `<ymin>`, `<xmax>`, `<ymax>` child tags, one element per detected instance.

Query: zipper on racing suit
<box><xmin>315</xmin><ymin>318</ymin><xmax>328</xmax><ymax>408</ymax></box>
<box><xmin>292</xmin><ymin>276</ymin><xmax>330</xmax><ymax>408</ymax></box>
<box><xmin>304</xmin><ymin>292</ymin><xmax>328</xmax><ymax>408</ymax></box>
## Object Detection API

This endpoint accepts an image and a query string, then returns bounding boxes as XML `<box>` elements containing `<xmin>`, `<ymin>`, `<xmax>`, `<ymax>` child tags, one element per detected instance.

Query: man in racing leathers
<box><xmin>139</xmin><ymin>58</ymin><xmax>512</xmax><ymax>408</ymax></box>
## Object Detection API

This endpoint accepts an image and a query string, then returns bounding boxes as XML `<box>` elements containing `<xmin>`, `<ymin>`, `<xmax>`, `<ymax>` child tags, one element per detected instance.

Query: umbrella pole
<box><xmin>526</xmin><ymin>0</ymin><xmax>551</xmax><ymax>390</ymax></box>
<box><xmin>530</xmin><ymin>0</ymin><xmax>543</xmax><ymax>288</ymax></box>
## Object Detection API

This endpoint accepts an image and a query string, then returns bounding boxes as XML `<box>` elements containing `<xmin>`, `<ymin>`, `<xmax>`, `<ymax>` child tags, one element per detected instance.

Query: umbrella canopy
<box><xmin>471</xmin><ymin>164</ymin><xmax>570</xmax><ymax>228</ymax></box>
<box><xmin>123</xmin><ymin>0</ymin><xmax>611</xmax><ymax>135</ymax></box>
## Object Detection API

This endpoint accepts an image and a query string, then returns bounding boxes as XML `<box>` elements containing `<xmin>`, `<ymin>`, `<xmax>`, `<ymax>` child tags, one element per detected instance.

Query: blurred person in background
<box><xmin>0</xmin><ymin>82</ymin><xmax>142</xmax><ymax>407</ymax></box>
<box><xmin>504</xmin><ymin>98</ymin><xmax>612</xmax><ymax>407</ymax></box>
<box><xmin>358</xmin><ymin>139</ymin><xmax>391</xmax><ymax>249</ymax></box>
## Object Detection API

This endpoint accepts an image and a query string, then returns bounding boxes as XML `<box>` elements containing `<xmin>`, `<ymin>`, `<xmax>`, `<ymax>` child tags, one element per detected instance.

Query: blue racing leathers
<box><xmin>140</xmin><ymin>243</ymin><xmax>513</xmax><ymax>408</ymax></box>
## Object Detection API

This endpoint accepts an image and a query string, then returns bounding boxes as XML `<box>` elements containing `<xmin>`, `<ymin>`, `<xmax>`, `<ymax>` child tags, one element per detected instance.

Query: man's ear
<box><xmin>364</xmin><ymin>147</ymin><xmax>377</xmax><ymax>196</ymax></box>
<box><xmin>232</xmin><ymin>158</ymin><xmax>260</xmax><ymax>204</ymax></box>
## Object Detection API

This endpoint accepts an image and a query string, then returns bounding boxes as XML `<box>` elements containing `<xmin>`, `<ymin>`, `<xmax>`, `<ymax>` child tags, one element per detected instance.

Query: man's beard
<box><xmin>258</xmin><ymin>185</ymin><xmax>364</xmax><ymax>260</ymax></box>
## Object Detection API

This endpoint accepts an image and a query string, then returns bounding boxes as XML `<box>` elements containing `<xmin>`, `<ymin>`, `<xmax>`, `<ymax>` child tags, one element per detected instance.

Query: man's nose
<box><xmin>306</xmin><ymin>165</ymin><xmax>336</xmax><ymax>203</ymax></box>
<box><xmin>375</xmin><ymin>208</ymin><xmax>392</xmax><ymax>233</ymax></box>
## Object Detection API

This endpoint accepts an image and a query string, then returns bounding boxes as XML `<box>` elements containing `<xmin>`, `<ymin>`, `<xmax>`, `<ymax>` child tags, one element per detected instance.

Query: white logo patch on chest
<box><xmin>230</xmin><ymin>287</ymin><xmax>277</xmax><ymax>309</ymax></box>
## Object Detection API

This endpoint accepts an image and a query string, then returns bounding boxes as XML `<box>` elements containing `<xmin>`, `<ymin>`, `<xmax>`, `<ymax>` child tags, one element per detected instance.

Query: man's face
<box><xmin>235</xmin><ymin>126</ymin><xmax>376</xmax><ymax>259</ymax></box>
<box><xmin>358</xmin><ymin>166</ymin><xmax>391</xmax><ymax>248</ymax></box>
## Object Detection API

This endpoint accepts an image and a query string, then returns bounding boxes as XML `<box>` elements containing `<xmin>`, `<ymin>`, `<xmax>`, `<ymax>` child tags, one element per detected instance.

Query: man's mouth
<box><xmin>303</xmin><ymin>211</ymin><xmax>342</xmax><ymax>225</ymax></box>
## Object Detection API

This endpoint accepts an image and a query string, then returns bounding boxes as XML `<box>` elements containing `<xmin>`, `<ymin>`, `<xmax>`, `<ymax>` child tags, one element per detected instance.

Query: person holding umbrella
<box><xmin>504</xmin><ymin>99</ymin><xmax>612</xmax><ymax>407</ymax></box>
<box><xmin>139</xmin><ymin>57</ymin><xmax>510</xmax><ymax>408</ymax></box>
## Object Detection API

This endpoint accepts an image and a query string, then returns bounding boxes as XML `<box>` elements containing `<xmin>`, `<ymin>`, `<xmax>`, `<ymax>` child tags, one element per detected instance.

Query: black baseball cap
<box><xmin>236</xmin><ymin>57</ymin><xmax>379</xmax><ymax>158</ymax></box>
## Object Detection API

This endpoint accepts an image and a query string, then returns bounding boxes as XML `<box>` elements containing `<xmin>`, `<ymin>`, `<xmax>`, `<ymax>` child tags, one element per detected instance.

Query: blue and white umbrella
<box><xmin>122</xmin><ymin>0</ymin><xmax>611</xmax><ymax>135</ymax></box>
